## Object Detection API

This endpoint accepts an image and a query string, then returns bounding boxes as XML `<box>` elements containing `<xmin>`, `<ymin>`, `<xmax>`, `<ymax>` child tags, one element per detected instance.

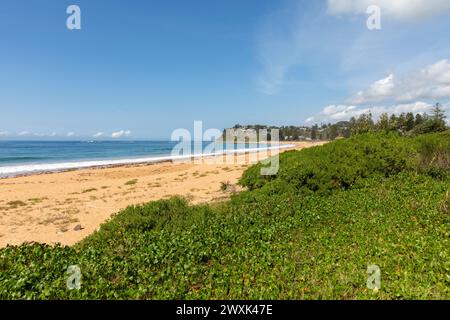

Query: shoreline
<box><xmin>0</xmin><ymin>141</ymin><xmax>326</xmax><ymax>248</ymax></box>
<box><xmin>0</xmin><ymin>143</ymin><xmax>297</xmax><ymax>179</ymax></box>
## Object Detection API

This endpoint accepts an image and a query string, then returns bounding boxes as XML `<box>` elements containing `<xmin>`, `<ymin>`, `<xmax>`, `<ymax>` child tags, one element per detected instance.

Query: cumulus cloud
<box><xmin>321</xmin><ymin>104</ymin><xmax>360</xmax><ymax>121</ymax></box>
<box><xmin>92</xmin><ymin>131</ymin><xmax>131</xmax><ymax>139</ymax></box>
<box><xmin>319</xmin><ymin>101</ymin><xmax>438</xmax><ymax>122</ymax></box>
<box><xmin>350</xmin><ymin>74</ymin><xmax>395</xmax><ymax>104</ymax></box>
<box><xmin>349</xmin><ymin>60</ymin><xmax>450</xmax><ymax>104</ymax></box>
<box><xmin>14</xmin><ymin>131</ymin><xmax>61</xmax><ymax>138</ymax></box>
<box><xmin>66</xmin><ymin>132</ymin><xmax>75</xmax><ymax>137</ymax></box>
<box><xmin>396</xmin><ymin>59</ymin><xmax>450</xmax><ymax>102</ymax></box>
<box><xmin>111</xmin><ymin>130</ymin><xmax>131</xmax><ymax>138</ymax></box>
<box><xmin>308</xmin><ymin>101</ymin><xmax>450</xmax><ymax>124</ymax></box>
<box><xmin>327</xmin><ymin>0</ymin><xmax>450</xmax><ymax>21</ymax></box>
<box><xmin>305</xmin><ymin>60</ymin><xmax>450</xmax><ymax>123</ymax></box>
<box><xmin>0</xmin><ymin>131</ymin><xmax>8</xmax><ymax>137</ymax></box>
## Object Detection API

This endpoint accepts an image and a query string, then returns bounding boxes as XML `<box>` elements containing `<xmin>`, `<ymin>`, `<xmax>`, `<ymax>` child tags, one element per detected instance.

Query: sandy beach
<box><xmin>0</xmin><ymin>141</ymin><xmax>325</xmax><ymax>248</ymax></box>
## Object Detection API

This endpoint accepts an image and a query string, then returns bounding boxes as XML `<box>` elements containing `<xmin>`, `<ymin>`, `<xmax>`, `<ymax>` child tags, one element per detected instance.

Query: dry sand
<box><xmin>0</xmin><ymin>141</ymin><xmax>326</xmax><ymax>248</ymax></box>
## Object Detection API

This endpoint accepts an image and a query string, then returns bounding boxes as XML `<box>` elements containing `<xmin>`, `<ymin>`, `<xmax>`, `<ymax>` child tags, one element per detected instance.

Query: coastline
<box><xmin>0</xmin><ymin>141</ymin><xmax>326</xmax><ymax>248</ymax></box>
<box><xmin>0</xmin><ymin>143</ymin><xmax>296</xmax><ymax>179</ymax></box>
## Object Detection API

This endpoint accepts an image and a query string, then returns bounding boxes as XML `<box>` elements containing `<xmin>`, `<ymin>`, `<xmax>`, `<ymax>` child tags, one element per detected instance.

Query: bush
<box><xmin>416</xmin><ymin>131</ymin><xmax>450</xmax><ymax>179</ymax></box>
<box><xmin>240</xmin><ymin>132</ymin><xmax>450</xmax><ymax>193</ymax></box>
<box><xmin>0</xmin><ymin>131</ymin><xmax>448</xmax><ymax>299</ymax></box>
<box><xmin>240</xmin><ymin>133</ymin><xmax>417</xmax><ymax>194</ymax></box>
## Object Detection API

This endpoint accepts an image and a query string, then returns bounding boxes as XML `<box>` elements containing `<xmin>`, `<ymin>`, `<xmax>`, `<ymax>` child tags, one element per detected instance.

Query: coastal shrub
<box><xmin>415</xmin><ymin>131</ymin><xmax>450</xmax><ymax>179</ymax></box>
<box><xmin>239</xmin><ymin>132</ymin><xmax>449</xmax><ymax>194</ymax></box>
<box><xmin>240</xmin><ymin>133</ymin><xmax>415</xmax><ymax>193</ymax></box>
<box><xmin>0</xmin><ymin>131</ymin><xmax>448</xmax><ymax>299</ymax></box>
<box><xmin>80</xmin><ymin>197</ymin><xmax>212</xmax><ymax>247</ymax></box>
<box><xmin>0</xmin><ymin>244</ymin><xmax>79</xmax><ymax>299</ymax></box>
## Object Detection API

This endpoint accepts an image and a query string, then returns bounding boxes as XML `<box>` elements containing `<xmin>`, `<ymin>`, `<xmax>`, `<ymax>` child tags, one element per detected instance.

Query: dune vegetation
<box><xmin>0</xmin><ymin>131</ymin><xmax>449</xmax><ymax>299</ymax></box>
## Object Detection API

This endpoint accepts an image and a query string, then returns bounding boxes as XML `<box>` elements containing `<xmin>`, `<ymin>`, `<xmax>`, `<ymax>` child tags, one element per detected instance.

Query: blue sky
<box><xmin>1</xmin><ymin>0</ymin><xmax>450</xmax><ymax>139</ymax></box>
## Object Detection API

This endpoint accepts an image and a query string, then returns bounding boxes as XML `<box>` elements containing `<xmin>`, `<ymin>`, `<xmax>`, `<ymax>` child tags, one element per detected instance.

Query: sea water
<box><xmin>0</xmin><ymin>140</ymin><xmax>292</xmax><ymax>177</ymax></box>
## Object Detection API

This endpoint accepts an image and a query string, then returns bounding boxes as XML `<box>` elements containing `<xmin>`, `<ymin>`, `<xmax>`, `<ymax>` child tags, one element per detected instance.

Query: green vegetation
<box><xmin>240</xmin><ymin>132</ymin><xmax>418</xmax><ymax>192</ymax></box>
<box><xmin>349</xmin><ymin>103</ymin><xmax>447</xmax><ymax>136</ymax></box>
<box><xmin>28</xmin><ymin>197</ymin><xmax>48</xmax><ymax>204</ymax></box>
<box><xmin>5</xmin><ymin>200</ymin><xmax>27</xmax><ymax>209</ymax></box>
<box><xmin>0</xmin><ymin>132</ymin><xmax>448</xmax><ymax>299</ymax></box>
<box><xmin>125</xmin><ymin>179</ymin><xmax>138</xmax><ymax>186</ymax></box>
<box><xmin>228</xmin><ymin>104</ymin><xmax>448</xmax><ymax>141</ymax></box>
<box><xmin>226</xmin><ymin>123</ymin><xmax>349</xmax><ymax>141</ymax></box>
<box><xmin>81</xmin><ymin>188</ymin><xmax>97</xmax><ymax>194</ymax></box>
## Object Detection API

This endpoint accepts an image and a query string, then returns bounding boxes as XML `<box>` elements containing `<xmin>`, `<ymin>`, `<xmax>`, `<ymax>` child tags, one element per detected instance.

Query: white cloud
<box><xmin>350</xmin><ymin>74</ymin><xmax>395</xmax><ymax>104</ymax></box>
<box><xmin>349</xmin><ymin>59</ymin><xmax>450</xmax><ymax>104</ymax></box>
<box><xmin>93</xmin><ymin>131</ymin><xmax>131</xmax><ymax>139</ymax></box>
<box><xmin>66</xmin><ymin>132</ymin><xmax>75</xmax><ymax>137</ymax></box>
<box><xmin>0</xmin><ymin>131</ymin><xmax>8</xmax><ymax>137</ymax></box>
<box><xmin>396</xmin><ymin>59</ymin><xmax>450</xmax><ymax>102</ymax></box>
<box><xmin>322</xmin><ymin>104</ymin><xmax>361</xmax><ymax>121</ymax></box>
<box><xmin>309</xmin><ymin>101</ymin><xmax>448</xmax><ymax>123</ymax></box>
<box><xmin>18</xmin><ymin>131</ymin><xmax>31</xmax><ymax>136</ymax></box>
<box><xmin>32</xmin><ymin>132</ymin><xmax>58</xmax><ymax>138</ymax></box>
<box><xmin>111</xmin><ymin>130</ymin><xmax>131</xmax><ymax>138</ymax></box>
<box><xmin>308</xmin><ymin>59</ymin><xmax>450</xmax><ymax>124</ymax></box>
<box><xmin>327</xmin><ymin>0</ymin><xmax>450</xmax><ymax>21</ymax></box>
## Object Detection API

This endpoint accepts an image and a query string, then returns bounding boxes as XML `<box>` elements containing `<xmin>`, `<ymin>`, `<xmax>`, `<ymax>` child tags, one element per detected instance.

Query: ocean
<box><xmin>0</xmin><ymin>140</ymin><xmax>290</xmax><ymax>177</ymax></box>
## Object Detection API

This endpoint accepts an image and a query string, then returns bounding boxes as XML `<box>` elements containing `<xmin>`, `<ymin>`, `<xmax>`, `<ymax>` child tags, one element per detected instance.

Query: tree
<box><xmin>389</xmin><ymin>114</ymin><xmax>399</xmax><ymax>130</ymax></box>
<box><xmin>349</xmin><ymin>112</ymin><xmax>374</xmax><ymax>135</ymax></box>
<box><xmin>405</xmin><ymin>112</ymin><xmax>415</xmax><ymax>132</ymax></box>
<box><xmin>430</xmin><ymin>103</ymin><xmax>447</xmax><ymax>132</ymax></box>
<box><xmin>348</xmin><ymin>117</ymin><xmax>357</xmax><ymax>135</ymax></box>
<box><xmin>311</xmin><ymin>124</ymin><xmax>318</xmax><ymax>140</ymax></box>
<box><xmin>397</xmin><ymin>113</ymin><xmax>406</xmax><ymax>132</ymax></box>
<box><xmin>414</xmin><ymin>113</ymin><xmax>424</xmax><ymax>127</ymax></box>
<box><xmin>377</xmin><ymin>113</ymin><xmax>390</xmax><ymax>132</ymax></box>
<box><xmin>328</xmin><ymin>125</ymin><xmax>338</xmax><ymax>140</ymax></box>
<box><xmin>412</xmin><ymin>103</ymin><xmax>447</xmax><ymax>134</ymax></box>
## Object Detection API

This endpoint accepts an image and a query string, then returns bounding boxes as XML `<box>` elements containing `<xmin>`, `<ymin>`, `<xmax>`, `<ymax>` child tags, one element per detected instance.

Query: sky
<box><xmin>1</xmin><ymin>0</ymin><xmax>450</xmax><ymax>140</ymax></box>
